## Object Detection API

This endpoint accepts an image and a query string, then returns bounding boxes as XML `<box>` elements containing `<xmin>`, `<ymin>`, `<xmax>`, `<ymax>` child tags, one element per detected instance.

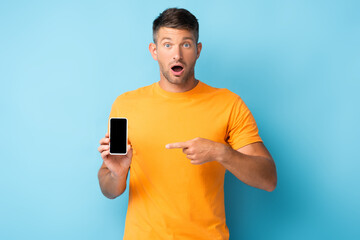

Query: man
<box><xmin>98</xmin><ymin>7</ymin><xmax>277</xmax><ymax>240</ymax></box>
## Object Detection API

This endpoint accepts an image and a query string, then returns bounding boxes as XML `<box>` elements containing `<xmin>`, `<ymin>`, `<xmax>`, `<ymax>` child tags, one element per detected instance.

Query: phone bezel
<box><xmin>109</xmin><ymin>117</ymin><xmax>128</xmax><ymax>155</ymax></box>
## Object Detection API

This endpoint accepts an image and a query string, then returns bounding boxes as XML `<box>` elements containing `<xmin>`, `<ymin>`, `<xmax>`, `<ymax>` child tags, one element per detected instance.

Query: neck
<box><xmin>158</xmin><ymin>74</ymin><xmax>198</xmax><ymax>93</ymax></box>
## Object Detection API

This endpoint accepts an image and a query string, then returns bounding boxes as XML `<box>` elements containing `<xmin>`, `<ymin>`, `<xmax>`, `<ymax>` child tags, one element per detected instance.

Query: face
<box><xmin>149</xmin><ymin>27</ymin><xmax>202</xmax><ymax>85</ymax></box>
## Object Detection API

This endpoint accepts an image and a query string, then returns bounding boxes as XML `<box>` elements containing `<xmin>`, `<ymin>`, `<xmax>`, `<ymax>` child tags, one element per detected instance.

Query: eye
<box><xmin>164</xmin><ymin>43</ymin><xmax>171</xmax><ymax>48</ymax></box>
<box><xmin>183</xmin><ymin>43</ymin><xmax>191</xmax><ymax>48</ymax></box>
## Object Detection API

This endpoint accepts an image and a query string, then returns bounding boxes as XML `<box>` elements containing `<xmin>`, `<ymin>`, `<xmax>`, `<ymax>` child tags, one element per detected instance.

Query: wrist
<box><xmin>216</xmin><ymin>143</ymin><xmax>234</xmax><ymax>163</ymax></box>
<box><xmin>109</xmin><ymin>165</ymin><xmax>130</xmax><ymax>180</ymax></box>
<box><xmin>109</xmin><ymin>171</ymin><xmax>119</xmax><ymax>179</ymax></box>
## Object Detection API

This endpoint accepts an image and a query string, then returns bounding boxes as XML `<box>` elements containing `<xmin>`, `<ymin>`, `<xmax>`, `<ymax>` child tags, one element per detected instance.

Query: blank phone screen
<box><xmin>110</xmin><ymin>118</ymin><xmax>127</xmax><ymax>154</ymax></box>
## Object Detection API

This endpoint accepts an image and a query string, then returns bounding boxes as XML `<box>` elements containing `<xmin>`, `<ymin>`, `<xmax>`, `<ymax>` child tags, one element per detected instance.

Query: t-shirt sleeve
<box><xmin>226</xmin><ymin>96</ymin><xmax>263</xmax><ymax>150</ymax></box>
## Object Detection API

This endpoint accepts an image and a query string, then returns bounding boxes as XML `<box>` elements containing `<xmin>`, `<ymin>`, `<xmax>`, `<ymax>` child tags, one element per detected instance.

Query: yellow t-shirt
<box><xmin>108</xmin><ymin>80</ymin><xmax>262</xmax><ymax>240</ymax></box>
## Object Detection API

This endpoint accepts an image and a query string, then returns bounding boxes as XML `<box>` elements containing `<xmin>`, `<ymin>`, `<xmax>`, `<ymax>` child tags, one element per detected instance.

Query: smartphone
<box><xmin>109</xmin><ymin>117</ymin><xmax>128</xmax><ymax>155</ymax></box>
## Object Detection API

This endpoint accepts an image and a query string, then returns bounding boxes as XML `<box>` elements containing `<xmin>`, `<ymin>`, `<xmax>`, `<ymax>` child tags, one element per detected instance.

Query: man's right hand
<box><xmin>98</xmin><ymin>132</ymin><xmax>133</xmax><ymax>178</ymax></box>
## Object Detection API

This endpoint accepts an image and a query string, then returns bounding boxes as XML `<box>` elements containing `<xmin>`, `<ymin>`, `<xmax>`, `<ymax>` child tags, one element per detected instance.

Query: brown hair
<box><xmin>152</xmin><ymin>8</ymin><xmax>199</xmax><ymax>44</ymax></box>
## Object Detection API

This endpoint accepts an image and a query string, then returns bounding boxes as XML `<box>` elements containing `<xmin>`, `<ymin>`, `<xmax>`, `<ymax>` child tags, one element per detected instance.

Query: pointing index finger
<box><xmin>165</xmin><ymin>141</ymin><xmax>188</xmax><ymax>149</ymax></box>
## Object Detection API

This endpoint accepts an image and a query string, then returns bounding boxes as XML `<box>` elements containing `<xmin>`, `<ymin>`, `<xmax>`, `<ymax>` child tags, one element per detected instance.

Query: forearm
<box><xmin>219</xmin><ymin>146</ymin><xmax>277</xmax><ymax>192</ymax></box>
<box><xmin>98</xmin><ymin>166</ymin><xmax>129</xmax><ymax>199</ymax></box>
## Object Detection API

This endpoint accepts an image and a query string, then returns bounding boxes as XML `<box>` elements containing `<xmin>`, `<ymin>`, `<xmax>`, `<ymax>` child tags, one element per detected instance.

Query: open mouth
<box><xmin>171</xmin><ymin>65</ymin><xmax>184</xmax><ymax>72</ymax></box>
<box><xmin>171</xmin><ymin>64</ymin><xmax>184</xmax><ymax>76</ymax></box>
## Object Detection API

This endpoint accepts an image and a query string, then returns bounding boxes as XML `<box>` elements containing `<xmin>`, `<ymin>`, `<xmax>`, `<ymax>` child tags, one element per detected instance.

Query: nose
<box><xmin>173</xmin><ymin>45</ymin><xmax>183</xmax><ymax>61</ymax></box>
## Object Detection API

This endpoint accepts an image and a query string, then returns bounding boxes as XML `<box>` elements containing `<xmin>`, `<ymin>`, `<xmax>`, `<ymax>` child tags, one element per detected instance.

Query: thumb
<box><xmin>127</xmin><ymin>144</ymin><xmax>133</xmax><ymax>152</ymax></box>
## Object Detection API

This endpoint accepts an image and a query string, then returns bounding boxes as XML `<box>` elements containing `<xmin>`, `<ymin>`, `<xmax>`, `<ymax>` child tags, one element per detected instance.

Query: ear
<box><xmin>149</xmin><ymin>42</ymin><xmax>158</xmax><ymax>61</ymax></box>
<box><xmin>196</xmin><ymin>42</ymin><xmax>202</xmax><ymax>60</ymax></box>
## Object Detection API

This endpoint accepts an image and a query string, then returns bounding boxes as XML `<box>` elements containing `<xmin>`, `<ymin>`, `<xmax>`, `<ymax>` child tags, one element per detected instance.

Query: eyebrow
<box><xmin>160</xmin><ymin>37</ymin><xmax>194</xmax><ymax>42</ymax></box>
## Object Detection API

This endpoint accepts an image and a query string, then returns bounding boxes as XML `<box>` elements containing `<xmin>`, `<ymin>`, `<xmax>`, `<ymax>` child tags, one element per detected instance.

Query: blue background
<box><xmin>1</xmin><ymin>0</ymin><xmax>359</xmax><ymax>239</ymax></box>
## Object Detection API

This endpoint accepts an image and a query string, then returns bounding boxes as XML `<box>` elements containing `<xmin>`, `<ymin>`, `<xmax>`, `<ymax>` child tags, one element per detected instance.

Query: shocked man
<box><xmin>98</xmin><ymin>7</ymin><xmax>277</xmax><ymax>240</ymax></box>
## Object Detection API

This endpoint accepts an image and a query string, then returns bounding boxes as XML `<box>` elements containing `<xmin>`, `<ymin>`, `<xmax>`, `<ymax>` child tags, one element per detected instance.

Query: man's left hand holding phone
<box><xmin>97</xmin><ymin>117</ymin><xmax>132</xmax><ymax>199</ymax></box>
